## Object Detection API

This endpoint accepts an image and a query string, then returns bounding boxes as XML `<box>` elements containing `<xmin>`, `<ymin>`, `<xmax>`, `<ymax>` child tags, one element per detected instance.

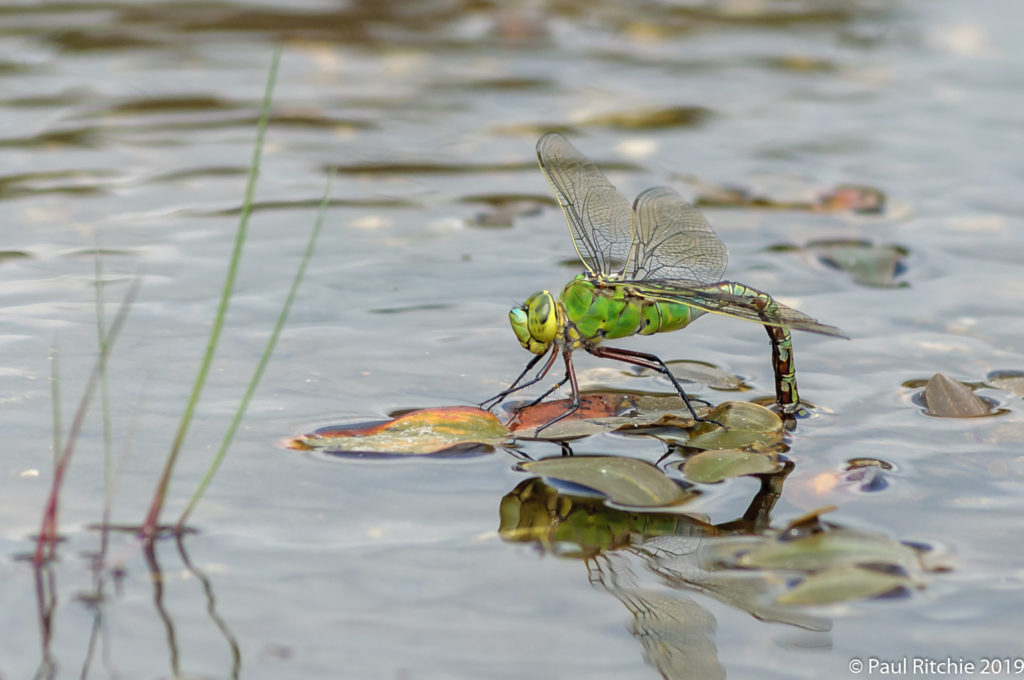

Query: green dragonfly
<box><xmin>483</xmin><ymin>132</ymin><xmax>845</xmax><ymax>432</ymax></box>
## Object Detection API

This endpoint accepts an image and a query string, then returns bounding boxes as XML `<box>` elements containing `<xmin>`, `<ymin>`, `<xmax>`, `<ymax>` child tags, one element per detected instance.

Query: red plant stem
<box><xmin>33</xmin><ymin>280</ymin><xmax>139</xmax><ymax>564</ymax></box>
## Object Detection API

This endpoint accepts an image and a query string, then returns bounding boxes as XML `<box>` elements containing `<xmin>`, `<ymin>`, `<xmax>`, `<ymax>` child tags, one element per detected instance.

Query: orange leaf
<box><xmin>285</xmin><ymin>406</ymin><xmax>509</xmax><ymax>456</ymax></box>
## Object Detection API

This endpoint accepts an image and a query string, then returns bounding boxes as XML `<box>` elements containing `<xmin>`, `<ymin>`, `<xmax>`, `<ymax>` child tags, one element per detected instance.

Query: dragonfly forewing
<box><xmin>536</xmin><ymin>132</ymin><xmax>633</xmax><ymax>276</ymax></box>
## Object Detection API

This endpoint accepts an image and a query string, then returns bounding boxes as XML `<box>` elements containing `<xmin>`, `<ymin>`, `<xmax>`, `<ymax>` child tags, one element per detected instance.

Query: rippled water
<box><xmin>3</xmin><ymin>1</ymin><xmax>1024</xmax><ymax>678</ymax></box>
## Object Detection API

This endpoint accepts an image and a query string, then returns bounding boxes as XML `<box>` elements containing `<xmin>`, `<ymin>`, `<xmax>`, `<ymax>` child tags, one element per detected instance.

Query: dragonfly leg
<box><xmin>480</xmin><ymin>348</ymin><xmax>557</xmax><ymax>411</ymax></box>
<box><xmin>588</xmin><ymin>345</ymin><xmax>723</xmax><ymax>428</ymax></box>
<box><xmin>534</xmin><ymin>349</ymin><xmax>583</xmax><ymax>435</ymax></box>
<box><xmin>525</xmin><ymin>374</ymin><xmax>569</xmax><ymax>407</ymax></box>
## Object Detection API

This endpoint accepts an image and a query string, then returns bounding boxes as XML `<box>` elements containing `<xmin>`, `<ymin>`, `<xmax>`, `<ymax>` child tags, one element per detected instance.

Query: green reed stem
<box><xmin>177</xmin><ymin>171</ymin><xmax>331</xmax><ymax>529</ymax></box>
<box><xmin>140</xmin><ymin>48</ymin><xmax>281</xmax><ymax>537</ymax></box>
<box><xmin>49</xmin><ymin>341</ymin><xmax>61</xmax><ymax>469</ymax></box>
<box><xmin>93</xmin><ymin>245</ymin><xmax>115</xmax><ymax>560</ymax></box>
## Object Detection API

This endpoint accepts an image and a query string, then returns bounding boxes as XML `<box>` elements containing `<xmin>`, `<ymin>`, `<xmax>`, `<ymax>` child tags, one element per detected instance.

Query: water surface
<box><xmin>3</xmin><ymin>1</ymin><xmax>1024</xmax><ymax>678</ymax></box>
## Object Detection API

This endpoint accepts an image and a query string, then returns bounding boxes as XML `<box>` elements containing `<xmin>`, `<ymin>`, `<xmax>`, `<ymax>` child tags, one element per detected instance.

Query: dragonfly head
<box><xmin>510</xmin><ymin>290</ymin><xmax>560</xmax><ymax>354</ymax></box>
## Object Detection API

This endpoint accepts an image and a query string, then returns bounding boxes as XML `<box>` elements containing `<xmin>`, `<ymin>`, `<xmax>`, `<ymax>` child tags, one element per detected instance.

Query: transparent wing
<box><xmin>623</xmin><ymin>280</ymin><xmax>847</xmax><ymax>337</ymax></box>
<box><xmin>627</xmin><ymin>186</ymin><xmax>728</xmax><ymax>284</ymax></box>
<box><xmin>536</xmin><ymin>132</ymin><xmax>633</xmax><ymax>275</ymax></box>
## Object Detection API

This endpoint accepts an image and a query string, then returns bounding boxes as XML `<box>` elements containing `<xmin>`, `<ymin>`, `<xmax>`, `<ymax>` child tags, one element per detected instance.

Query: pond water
<box><xmin>3</xmin><ymin>1</ymin><xmax>1024</xmax><ymax>678</ymax></box>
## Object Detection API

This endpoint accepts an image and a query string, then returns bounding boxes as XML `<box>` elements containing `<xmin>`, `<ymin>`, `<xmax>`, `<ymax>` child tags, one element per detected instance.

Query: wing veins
<box><xmin>629</xmin><ymin>186</ymin><xmax>728</xmax><ymax>284</ymax></box>
<box><xmin>536</xmin><ymin>132</ymin><xmax>632</xmax><ymax>275</ymax></box>
<box><xmin>611</xmin><ymin>279</ymin><xmax>847</xmax><ymax>338</ymax></box>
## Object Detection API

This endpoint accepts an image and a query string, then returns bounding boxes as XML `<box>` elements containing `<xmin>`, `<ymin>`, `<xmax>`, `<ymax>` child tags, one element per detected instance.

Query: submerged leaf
<box><xmin>988</xmin><ymin>370</ymin><xmax>1024</xmax><ymax>398</ymax></box>
<box><xmin>681</xmin><ymin>449</ymin><xmax>784</xmax><ymax>483</ymax></box>
<box><xmin>520</xmin><ymin>456</ymin><xmax>689</xmax><ymax>507</ymax></box>
<box><xmin>805</xmin><ymin>239</ymin><xmax>907</xmax><ymax>288</ymax></box>
<box><xmin>288</xmin><ymin>406</ymin><xmax>509</xmax><ymax>455</ymax></box>
<box><xmin>777</xmin><ymin>565</ymin><xmax>913</xmax><ymax>605</ymax></box>
<box><xmin>923</xmin><ymin>373</ymin><xmax>992</xmax><ymax>418</ymax></box>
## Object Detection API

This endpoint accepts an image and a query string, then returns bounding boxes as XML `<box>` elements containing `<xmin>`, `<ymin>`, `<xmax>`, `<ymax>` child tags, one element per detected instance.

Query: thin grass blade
<box><xmin>140</xmin><ymin>47</ymin><xmax>281</xmax><ymax>537</ymax></box>
<box><xmin>177</xmin><ymin>168</ymin><xmax>330</xmax><ymax>527</ymax></box>
<box><xmin>49</xmin><ymin>342</ymin><xmax>61</xmax><ymax>469</ymax></box>
<box><xmin>93</xmin><ymin>243</ymin><xmax>116</xmax><ymax>566</ymax></box>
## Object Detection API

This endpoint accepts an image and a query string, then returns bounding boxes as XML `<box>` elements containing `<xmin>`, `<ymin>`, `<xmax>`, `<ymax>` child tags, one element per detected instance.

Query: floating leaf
<box><xmin>575</xmin><ymin>365</ymin><xmax>647</xmax><ymax>389</ymax></box>
<box><xmin>458</xmin><ymin>192</ymin><xmax>553</xmax><ymax>209</ymax></box>
<box><xmin>693</xmin><ymin>184</ymin><xmax>761</xmax><ymax>209</ymax></box>
<box><xmin>758</xmin><ymin>55</ymin><xmax>838</xmax><ymax>74</ymax></box>
<box><xmin>626</xmin><ymin>394</ymin><xmax>705</xmax><ymax>429</ymax></box>
<box><xmin>507</xmin><ymin>392</ymin><xmax>700</xmax><ymax>440</ymax></box>
<box><xmin>287</xmin><ymin>406</ymin><xmax>509</xmax><ymax>456</ymax></box>
<box><xmin>777</xmin><ymin>565</ymin><xmax>913</xmax><ymax>605</ymax></box>
<box><xmin>784</xmin><ymin>505</ymin><xmax>837</xmax><ymax>533</ymax></box>
<box><xmin>581</xmin><ymin>106</ymin><xmax>712</xmax><ymax>130</ymax></box>
<box><xmin>842</xmin><ymin>458</ymin><xmax>891</xmax><ymax>492</ymax></box>
<box><xmin>923</xmin><ymin>373</ymin><xmax>992</xmax><ymax>418</ymax></box>
<box><xmin>694</xmin><ymin>183</ymin><xmax>885</xmax><ymax>215</ymax></box>
<box><xmin>507</xmin><ymin>393</ymin><xmax>635</xmax><ymax>438</ymax></box>
<box><xmin>0</xmin><ymin>250</ymin><xmax>32</xmax><ymax>264</ymax></box>
<box><xmin>988</xmin><ymin>370</ymin><xmax>1024</xmax><ymax>398</ymax></box>
<box><xmin>681</xmin><ymin>402</ymin><xmax>785</xmax><ymax>451</ymax></box>
<box><xmin>577</xmin><ymin>360</ymin><xmax>744</xmax><ymax>394</ymax></box>
<box><xmin>520</xmin><ymin>456</ymin><xmax>688</xmax><ymax>507</ymax></box>
<box><xmin>846</xmin><ymin>457</ymin><xmax>892</xmax><ymax>471</ymax></box>
<box><xmin>804</xmin><ymin>239</ymin><xmax>907</xmax><ymax>288</ymax></box>
<box><xmin>661</xmin><ymin>360</ymin><xmax>748</xmax><ymax>391</ymax></box>
<box><xmin>681</xmin><ymin>449</ymin><xmax>784</xmax><ymax>483</ymax></box>
<box><xmin>489</xmin><ymin>122</ymin><xmax>580</xmax><ymax>137</ymax></box>
<box><xmin>460</xmin><ymin>193</ymin><xmax>550</xmax><ymax>228</ymax></box>
<box><xmin>813</xmin><ymin>185</ymin><xmax>886</xmax><ymax>214</ymax></box>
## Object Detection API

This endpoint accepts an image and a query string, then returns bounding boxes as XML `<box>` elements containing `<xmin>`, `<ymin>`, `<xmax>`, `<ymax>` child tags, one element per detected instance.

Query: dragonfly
<box><xmin>482</xmin><ymin>132</ymin><xmax>846</xmax><ymax>433</ymax></box>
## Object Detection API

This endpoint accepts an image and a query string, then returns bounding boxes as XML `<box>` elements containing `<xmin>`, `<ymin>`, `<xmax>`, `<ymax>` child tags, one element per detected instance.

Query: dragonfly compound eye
<box><xmin>509</xmin><ymin>306</ymin><xmax>535</xmax><ymax>351</ymax></box>
<box><xmin>509</xmin><ymin>303</ymin><xmax>550</xmax><ymax>354</ymax></box>
<box><xmin>520</xmin><ymin>290</ymin><xmax>558</xmax><ymax>347</ymax></box>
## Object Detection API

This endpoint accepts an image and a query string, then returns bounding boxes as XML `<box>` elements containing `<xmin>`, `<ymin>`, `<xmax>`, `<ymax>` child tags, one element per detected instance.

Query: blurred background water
<box><xmin>2</xmin><ymin>1</ymin><xmax>1024</xmax><ymax>678</ymax></box>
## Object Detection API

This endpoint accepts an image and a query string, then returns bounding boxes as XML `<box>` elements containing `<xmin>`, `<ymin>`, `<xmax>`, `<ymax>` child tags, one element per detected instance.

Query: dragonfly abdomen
<box><xmin>706</xmin><ymin>281</ymin><xmax>802</xmax><ymax>413</ymax></box>
<box><xmin>635</xmin><ymin>293</ymin><xmax>701</xmax><ymax>337</ymax></box>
